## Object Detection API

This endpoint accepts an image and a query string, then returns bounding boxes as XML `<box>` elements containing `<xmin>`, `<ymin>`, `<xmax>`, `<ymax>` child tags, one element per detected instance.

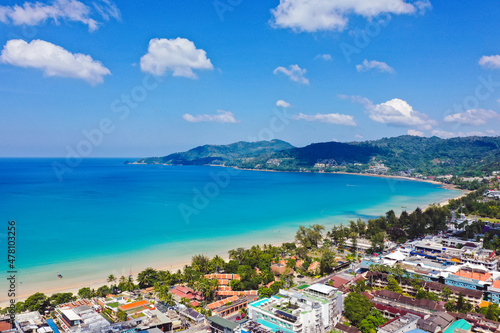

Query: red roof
<box><xmin>329</xmin><ymin>276</ymin><xmax>350</xmax><ymax>288</ymax></box>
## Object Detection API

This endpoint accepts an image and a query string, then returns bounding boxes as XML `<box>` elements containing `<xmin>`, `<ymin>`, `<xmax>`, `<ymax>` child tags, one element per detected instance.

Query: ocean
<box><xmin>0</xmin><ymin>158</ymin><xmax>461</xmax><ymax>298</ymax></box>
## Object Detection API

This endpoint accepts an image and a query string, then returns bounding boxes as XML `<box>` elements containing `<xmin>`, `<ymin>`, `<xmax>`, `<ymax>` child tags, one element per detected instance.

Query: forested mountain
<box><xmin>135</xmin><ymin>139</ymin><xmax>294</xmax><ymax>165</ymax></box>
<box><xmin>136</xmin><ymin>136</ymin><xmax>500</xmax><ymax>176</ymax></box>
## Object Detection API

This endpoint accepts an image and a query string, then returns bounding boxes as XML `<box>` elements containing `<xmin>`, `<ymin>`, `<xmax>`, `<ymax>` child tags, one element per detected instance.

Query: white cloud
<box><xmin>140</xmin><ymin>38</ymin><xmax>213</xmax><ymax>79</ymax></box>
<box><xmin>273</xmin><ymin>64</ymin><xmax>309</xmax><ymax>84</ymax></box>
<box><xmin>431</xmin><ymin>130</ymin><xmax>488</xmax><ymax>139</ymax></box>
<box><xmin>479</xmin><ymin>55</ymin><xmax>500</xmax><ymax>69</ymax></box>
<box><xmin>407</xmin><ymin>129</ymin><xmax>424</xmax><ymax>137</ymax></box>
<box><xmin>486</xmin><ymin>129</ymin><xmax>498</xmax><ymax>135</ymax></box>
<box><xmin>276</xmin><ymin>100</ymin><xmax>292</xmax><ymax>108</ymax></box>
<box><xmin>356</xmin><ymin>59</ymin><xmax>395</xmax><ymax>73</ymax></box>
<box><xmin>355</xmin><ymin>134</ymin><xmax>364</xmax><ymax>139</ymax></box>
<box><xmin>182</xmin><ymin>110</ymin><xmax>239</xmax><ymax>123</ymax></box>
<box><xmin>293</xmin><ymin>112</ymin><xmax>356</xmax><ymax>126</ymax></box>
<box><xmin>270</xmin><ymin>0</ymin><xmax>428</xmax><ymax>33</ymax></box>
<box><xmin>0</xmin><ymin>39</ymin><xmax>110</xmax><ymax>84</ymax></box>
<box><xmin>431</xmin><ymin>130</ymin><xmax>456</xmax><ymax>139</ymax></box>
<box><xmin>338</xmin><ymin>94</ymin><xmax>374</xmax><ymax>108</ymax></box>
<box><xmin>92</xmin><ymin>0</ymin><xmax>120</xmax><ymax>21</ymax></box>
<box><xmin>0</xmin><ymin>0</ymin><xmax>119</xmax><ymax>32</ymax></box>
<box><xmin>314</xmin><ymin>54</ymin><xmax>332</xmax><ymax>61</ymax></box>
<box><xmin>369</xmin><ymin>98</ymin><xmax>436</xmax><ymax>129</ymax></box>
<box><xmin>444</xmin><ymin>109</ymin><xmax>499</xmax><ymax>126</ymax></box>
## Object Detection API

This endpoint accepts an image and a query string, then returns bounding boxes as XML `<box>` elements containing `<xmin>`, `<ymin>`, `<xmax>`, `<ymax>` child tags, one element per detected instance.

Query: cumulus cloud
<box><xmin>273</xmin><ymin>64</ymin><xmax>309</xmax><ymax>84</ymax></box>
<box><xmin>140</xmin><ymin>38</ymin><xmax>213</xmax><ymax>79</ymax></box>
<box><xmin>356</xmin><ymin>59</ymin><xmax>395</xmax><ymax>73</ymax></box>
<box><xmin>369</xmin><ymin>98</ymin><xmax>436</xmax><ymax>129</ymax></box>
<box><xmin>0</xmin><ymin>0</ymin><xmax>119</xmax><ymax>32</ymax></box>
<box><xmin>408</xmin><ymin>129</ymin><xmax>424</xmax><ymax>137</ymax></box>
<box><xmin>444</xmin><ymin>109</ymin><xmax>499</xmax><ymax>126</ymax></box>
<box><xmin>0</xmin><ymin>39</ymin><xmax>110</xmax><ymax>84</ymax></box>
<box><xmin>314</xmin><ymin>54</ymin><xmax>332</xmax><ymax>61</ymax></box>
<box><xmin>293</xmin><ymin>112</ymin><xmax>356</xmax><ymax>126</ymax></box>
<box><xmin>182</xmin><ymin>110</ymin><xmax>239</xmax><ymax>123</ymax></box>
<box><xmin>270</xmin><ymin>0</ymin><xmax>428</xmax><ymax>33</ymax></box>
<box><xmin>479</xmin><ymin>55</ymin><xmax>500</xmax><ymax>69</ymax></box>
<box><xmin>276</xmin><ymin>100</ymin><xmax>292</xmax><ymax>108</ymax></box>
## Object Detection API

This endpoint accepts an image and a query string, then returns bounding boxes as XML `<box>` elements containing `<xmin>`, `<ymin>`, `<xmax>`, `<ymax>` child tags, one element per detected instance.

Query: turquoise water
<box><xmin>0</xmin><ymin>158</ymin><xmax>461</xmax><ymax>296</ymax></box>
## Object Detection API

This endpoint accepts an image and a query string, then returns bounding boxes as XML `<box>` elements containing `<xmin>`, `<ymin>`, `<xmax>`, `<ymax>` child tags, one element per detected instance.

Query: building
<box><xmin>373</xmin><ymin>290</ymin><xmax>445</xmax><ymax>314</ymax></box>
<box><xmin>15</xmin><ymin>312</ymin><xmax>53</xmax><ymax>333</ymax></box>
<box><xmin>207</xmin><ymin>316</ymin><xmax>238</xmax><ymax>333</ymax></box>
<box><xmin>170</xmin><ymin>286</ymin><xmax>204</xmax><ymax>302</ymax></box>
<box><xmin>208</xmin><ymin>295</ymin><xmax>258</xmax><ymax>318</ymax></box>
<box><xmin>416</xmin><ymin>312</ymin><xmax>454</xmax><ymax>333</ymax></box>
<box><xmin>248</xmin><ymin>284</ymin><xmax>344</xmax><ymax>333</ymax></box>
<box><xmin>444</xmin><ymin>268</ymin><xmax>492</xmax><ymax>291</ymax></box>
<box><xmin>488</xmin><ymin>280</ymin><xmax>500</xmax><ymax>304</ymax></box>
<box><xmin>377</xmin><ymin>313</ymin><xmax>420</xmax><ymax>333</ymax></box>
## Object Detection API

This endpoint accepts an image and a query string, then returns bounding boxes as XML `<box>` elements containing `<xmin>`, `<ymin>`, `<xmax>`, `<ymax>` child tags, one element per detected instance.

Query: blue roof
<box><xmin>444</xmin><ymin>319</ymin><xmax>472</xmax><ymax>333</ymax></box>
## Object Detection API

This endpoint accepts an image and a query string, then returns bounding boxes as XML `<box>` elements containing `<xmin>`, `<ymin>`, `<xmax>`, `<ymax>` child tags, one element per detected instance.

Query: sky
<box><xmin>1</xmin><ymin>0</ymin><xmax>500</xmax><ymax>157</ymax></box>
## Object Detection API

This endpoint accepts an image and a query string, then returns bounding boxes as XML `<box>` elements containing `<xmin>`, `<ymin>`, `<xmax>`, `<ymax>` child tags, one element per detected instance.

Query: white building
<box><xmin>248</xmin><ymin>284</ymin><xmax>343</xmax><ymax>333</ymax></box>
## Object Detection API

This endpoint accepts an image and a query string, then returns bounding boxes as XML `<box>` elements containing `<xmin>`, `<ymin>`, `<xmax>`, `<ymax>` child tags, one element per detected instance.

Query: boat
<box><xmin>57</xmin><ymin>274</ymin><xmax>63</xmax><ymax>278</ymax></box>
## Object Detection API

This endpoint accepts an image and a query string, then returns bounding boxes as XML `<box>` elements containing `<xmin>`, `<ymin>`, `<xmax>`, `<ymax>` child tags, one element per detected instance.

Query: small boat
<box><xmin>57</xmin><ymin>274</ymin><xmax>63</xmax><ymax>278</ymax></box>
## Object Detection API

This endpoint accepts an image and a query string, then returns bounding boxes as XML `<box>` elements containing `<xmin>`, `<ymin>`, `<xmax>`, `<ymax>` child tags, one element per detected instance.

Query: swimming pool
<box><xmin>250</xmin><ymin>298</ymin><xmax>270</xmax><ymax>307</ymax></box>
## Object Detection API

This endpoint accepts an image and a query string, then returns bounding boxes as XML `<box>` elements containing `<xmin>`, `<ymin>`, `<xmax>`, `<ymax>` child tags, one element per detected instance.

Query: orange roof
<box><xmin>453</xmin><ymin>270</ymin><xmax>491</xmax><ymax>281</ymax></box>
<box><xmin>207</xmin><ymin>295</ymin><xmax>239</xmax><ymax>310</ymax></box>
<box><xmin>479</xmin><ymin>301</ymin><xmax>491</xmax><ymax>308</ymax></box>
<box><xmin>492</xmin><ymin>280</ymin><xmax>500</xmax><ymax>288</ymax></box>
<box><xmin>215</xmin><ymin>290</ymin><xmax>258</xmax><ymax>296</ymax></box>
<box><xmin>205</xmin><ymin>274</ymin><xmax>240</xmax><ymax>280</ymax></box>
<box><xmin>120</xmin><ymin>300</ymin><xmax>149</xmax><ymax>311</ymax></box>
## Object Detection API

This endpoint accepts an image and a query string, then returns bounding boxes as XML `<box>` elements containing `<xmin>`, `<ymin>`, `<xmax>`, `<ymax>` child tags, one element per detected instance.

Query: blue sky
<box><xmin>1</xmin><ymin>0</ymin><xmax>500</xmax><ymax>157</ymax></box>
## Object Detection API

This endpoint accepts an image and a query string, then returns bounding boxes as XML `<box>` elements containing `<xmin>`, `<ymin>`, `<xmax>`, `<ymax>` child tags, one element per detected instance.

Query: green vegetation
<box><xmin>137</xmin><ymin>135</ymin><xmax>500</xmax><ymax>177</ymax></box>
<box><xmin>344</xmin><ymin>293</ymin><xmax>387</xmax><ymax>333</ymax></box>
<box><xmin>136</xmin><ymin>139</ymin><xmax>294</xmax><ymax>165</ymax></box>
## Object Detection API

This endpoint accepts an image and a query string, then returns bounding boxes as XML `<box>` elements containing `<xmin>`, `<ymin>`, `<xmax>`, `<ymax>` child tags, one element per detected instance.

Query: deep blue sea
<box><xmin>0</xmin><ymin>158</ymin><xmax>461</xmax><ymax>297</ymax></box>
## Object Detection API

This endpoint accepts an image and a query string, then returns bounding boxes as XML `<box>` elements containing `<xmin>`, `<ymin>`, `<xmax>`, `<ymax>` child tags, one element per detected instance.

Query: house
<box><xmin>15</xmin><ymin>312</ymin><xmax>53</xmax><ymax>333</ymax></box>
<box><xmin>56</xmin><ymin>302</ymin><xmax>109</xmax><ymax>332</ymax></box>
<box><xmin>416</xmin><ymin>312</ymin><xmax>454</xmax><ymax>333</ymax></box>
<box><xmin>377</xmin><ymin>313</ymin><xmax>420</xmax><ymax>333</ymax></box>
<box><xmin>373</xmin><ymin>290</ymin><xmax>445</xmax><ymax>314</ymax></box>
<box><xmin>488</xmin><ymin>280</ymin><xmax>500</xmax><ymax>304</ymax></box>
<box><xmin>208</xmin><ymin>295</ymin><xmax>257</xmax><ymax>318</ymax></box>
<box><xmin>335</xmin><ymin>323</ymin><xmax>361</xmax><ymax>333</ymax></box>
<box><xmin>207</xmin><ymin>316</ymin><xmax>238</xmax><ymax>333</ymax></box>
<box><xmin>170</xmin><ymin>286</ymin><xmax>203</xmax><ymax>301</ymax></box>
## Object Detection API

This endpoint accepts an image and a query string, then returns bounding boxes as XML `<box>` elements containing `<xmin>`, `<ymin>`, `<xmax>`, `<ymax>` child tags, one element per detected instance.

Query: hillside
<box><xmin>137</xmin><ymin>136</ymin><xmax>500</xmax><ymax>176</ymax></box>
<box><xmin>136</xmin><ymin>139</ymin><xmax>294</xmax><ymax>166</ymax></box>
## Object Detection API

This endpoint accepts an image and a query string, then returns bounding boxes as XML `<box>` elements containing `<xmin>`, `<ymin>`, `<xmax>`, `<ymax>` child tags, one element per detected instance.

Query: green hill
<box><xmin>137</xmin><ymin>136</ymin><xmax>500</xmax><ymax>176</ymax></box>
<box><xmin>136</xmin><ymin>139</ymin><xmax>295</xmax><ymax>166</ymax></box>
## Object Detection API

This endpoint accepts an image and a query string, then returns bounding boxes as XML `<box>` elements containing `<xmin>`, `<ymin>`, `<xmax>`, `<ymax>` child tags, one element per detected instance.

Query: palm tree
<box><xmin>107</xmin><ymin>274</ymin><xmax>116</xmax><ymax>285</ymax></box>
<box><xmin>211</xmin><ymin>255</ymin><xmax>225</xmax><ymax>273</ymax></box>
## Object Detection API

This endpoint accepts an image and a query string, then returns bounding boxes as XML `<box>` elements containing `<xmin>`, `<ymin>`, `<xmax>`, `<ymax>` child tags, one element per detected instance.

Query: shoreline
<box><xmin>1</xmin><ymin>167</ymin><xmax>467</xmax><ymax>308</ymax></box>
<box><xmin>1</xmin><ymin>193</ymin><xmax>467</xmax><ymax>309</ymax></box>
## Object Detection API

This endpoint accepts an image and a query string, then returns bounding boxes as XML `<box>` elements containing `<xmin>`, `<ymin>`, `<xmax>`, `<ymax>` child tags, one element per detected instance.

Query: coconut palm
<box><xmin>107</xmin><ymin>274</ymin><xmax>116</xmax><ymax>285</ymax></box>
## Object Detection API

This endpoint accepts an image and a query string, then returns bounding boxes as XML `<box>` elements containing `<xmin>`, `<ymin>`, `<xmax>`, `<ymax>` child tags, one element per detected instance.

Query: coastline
<box><xmin>0</xmin><ymin>164</ymin><xmax>467</xmax><ymax>308</ymax></box>
<box><xmin>1</xmin><ymin>191</ymin><xmax>467</xmax><ymax>309</ymax></box>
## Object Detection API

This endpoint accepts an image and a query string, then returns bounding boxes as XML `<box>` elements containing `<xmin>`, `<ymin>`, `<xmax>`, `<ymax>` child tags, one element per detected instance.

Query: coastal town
<box><xmin>2</xmin><ymin>175</ymin><xmax>500</xmax><ymax>333</ymax></box>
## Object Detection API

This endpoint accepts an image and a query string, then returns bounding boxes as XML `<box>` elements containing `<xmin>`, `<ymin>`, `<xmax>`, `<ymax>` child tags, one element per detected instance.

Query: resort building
<box><xmin>444</xmin><ymin>267</ymin><xmax>492</xmax><ymax>291</ymax></box>
<box><xmin>208</xmin><ymin>295</ymin><xmax>258</xmax><ymax>318</ymax></box>
<box><xmin>170</xmin><ymin>286</ymin><xmax>204</xmax><ymax>302</ymax></box>
<box><xmin>15</xmin><ymin>312</ymin><xmax>53</xmax><ymax>333</ymax></box>
<box><xmin>56</xmin><ymin>301</ymin><xmax>109</xmax><ymax>333</ymax></box>
<box><xmin>247</xmin><ymin>284</ymin><xmax>344</xmax><ymax>333</ymax></box>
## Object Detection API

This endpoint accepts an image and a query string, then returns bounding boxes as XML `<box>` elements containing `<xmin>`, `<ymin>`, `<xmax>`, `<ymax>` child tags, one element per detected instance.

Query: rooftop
<box><xmin>208</xmin><ymin>316</ymin><xmax>238</xmax><ymax>330</ymax></box>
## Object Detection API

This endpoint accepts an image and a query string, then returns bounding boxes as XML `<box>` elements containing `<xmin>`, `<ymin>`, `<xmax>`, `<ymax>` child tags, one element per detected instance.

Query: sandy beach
<box><xmin>0</xmin><ymin>169</ymin><xmax>467</xmax><ymax>309</ymax></box>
